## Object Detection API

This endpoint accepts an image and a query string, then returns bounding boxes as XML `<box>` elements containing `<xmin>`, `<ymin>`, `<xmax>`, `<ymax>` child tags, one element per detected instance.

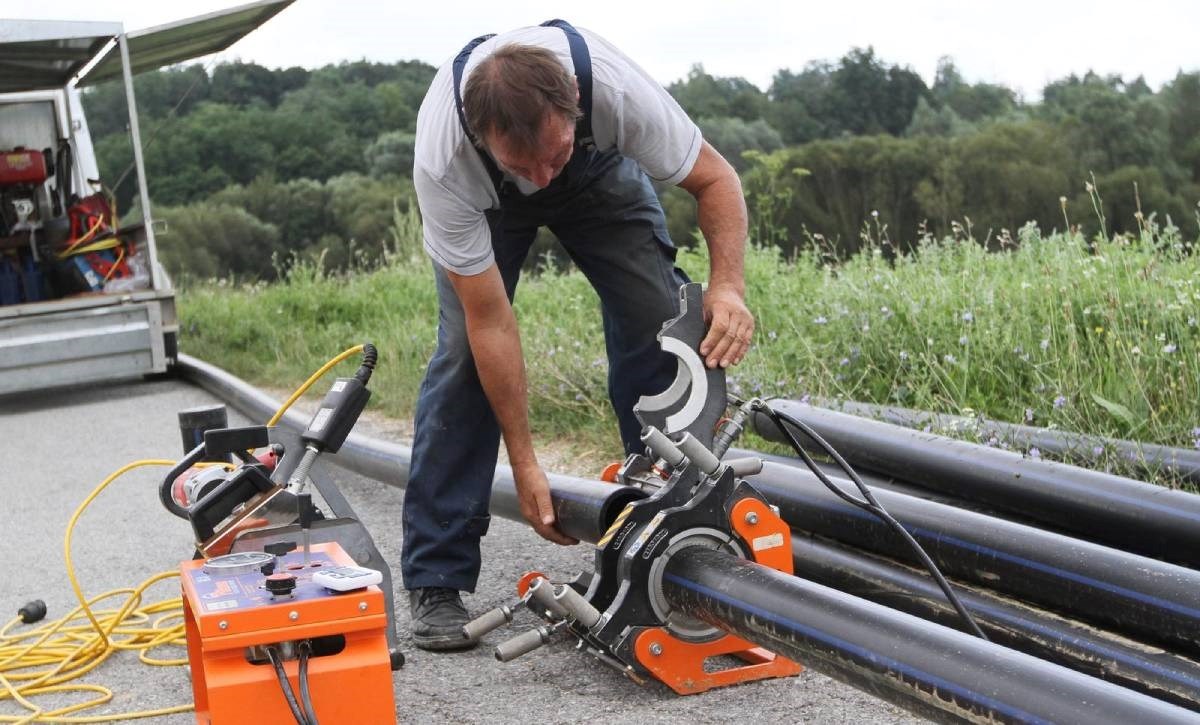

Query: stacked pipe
<box><xmin>178</xmin><ymin>356</ymin><xmax>1200</xmax><ymax>722</ymax></box>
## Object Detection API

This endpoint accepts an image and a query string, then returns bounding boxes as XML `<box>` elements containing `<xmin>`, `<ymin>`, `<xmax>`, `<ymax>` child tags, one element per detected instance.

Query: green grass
<box><xmin>179</xmin><ymin>219</ymin><xmax>1200</xmax><ymax>483</ymax></box>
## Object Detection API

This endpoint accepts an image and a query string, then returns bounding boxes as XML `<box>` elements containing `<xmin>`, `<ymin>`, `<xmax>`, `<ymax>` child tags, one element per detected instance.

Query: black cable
<box><xmin>266</xmin><ymin>645</ymin><xmax>310</xmax><ymax>725</ymax></box>
<box><xmin>745</xmin><ymin>398</ymin><xmax>988</xmax><ymax>641</ymax></box>
<box><xmin>298</xmin><ymin>640</ymin><xmax>320</xmax><ymax>725</ymax></box>
<box><xmin>355</xmin><ymin>342</ymin><xmax>377</xmax><ymax>385</ymax></box>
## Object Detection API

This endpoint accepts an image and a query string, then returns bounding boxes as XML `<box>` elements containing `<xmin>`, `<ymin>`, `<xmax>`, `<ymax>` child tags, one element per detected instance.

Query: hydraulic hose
<box><xmin>266</xmin><ymin>646</ymin><xmax>308</xmax><ymax>724</ymax></box>
<box><xmin>790</xmin><ymin>535</ymin><xmax>1200</xmax><ymax>711</ymax></box>
<box><xmin>746</xmin><ymin>460</ymin><xmax>1200</xmax><ymax>657</ymax></box>
<box><xmin>751</xmin><ymin>400</ymin><xmax>1200</xmax><ymax>567</ymax></box>
<box><xmin>662</xmin><ymin>547</ymin><xmax>1200</xmax><ymax>725</ymax></box>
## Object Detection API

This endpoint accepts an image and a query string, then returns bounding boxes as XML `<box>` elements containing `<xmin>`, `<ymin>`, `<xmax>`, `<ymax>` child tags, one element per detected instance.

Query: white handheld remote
<box><xmin>313</xmin><ymin>565</ymin><xmax>383</xmax><ymax>592</ymax></box>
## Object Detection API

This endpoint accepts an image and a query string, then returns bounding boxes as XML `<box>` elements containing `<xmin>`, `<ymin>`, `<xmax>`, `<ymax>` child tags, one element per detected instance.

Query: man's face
<box><xmin>485</xmin><ymin>112</ymin><xmax>575</xmax><ymax>189</ymax></box>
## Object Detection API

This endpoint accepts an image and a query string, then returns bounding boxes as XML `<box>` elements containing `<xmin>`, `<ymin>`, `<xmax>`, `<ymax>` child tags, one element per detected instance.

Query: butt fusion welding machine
<box><xmin>162</xmin><ymin>345</ymin><xmax>399</xmax><ymax>724</ymax></box>
<box><xmin>464</xmin><ymin>284</ymin><xmax>803</xmax><ymax>694</ymax></box>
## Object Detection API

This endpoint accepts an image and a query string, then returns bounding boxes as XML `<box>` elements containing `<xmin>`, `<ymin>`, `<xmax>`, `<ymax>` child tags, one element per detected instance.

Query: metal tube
<box><xmin>750</xmin><ymin>401</ymin><xmax>1200</xmax><ymax>568</ymax></box>
<box><xmin>116</xmin><ymin>31</ymin><xmax>161</xmax><ymax>289</ymax></box>
<box><xmin>790</xmin><ymin>535</ymin><xmax>1200</xmax><ymax>711</ymax></box>
<box><xmin>663</xmin><ymin>548</ymin><xmax>1199</xmax><ymax>725</ymax></box>
<box><xmin>747</xmin><ymin>461</ymin><xmax>1200</xmax><ymax>657</ymax></box>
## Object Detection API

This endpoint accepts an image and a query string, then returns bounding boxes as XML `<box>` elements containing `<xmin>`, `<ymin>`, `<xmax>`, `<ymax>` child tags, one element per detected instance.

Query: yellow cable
<box><xmin>2</xmin><ymin>345</ymin><xmax>372</xmax><ymax>721</ymax></box>
<box><xmin>267</xmin><ymin>343</ymin><xmax>365</xmax><ymax>427</ymax></box>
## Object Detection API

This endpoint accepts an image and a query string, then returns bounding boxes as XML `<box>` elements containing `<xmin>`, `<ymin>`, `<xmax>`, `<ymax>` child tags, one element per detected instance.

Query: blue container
<box><xmin>0</xmin><ymin>258</ymin><xmax>20</xmax><ymax>306</ymax></box>
<box><xmin>19</xmin><ymin>255</ymin><xmax>44</xmax><ymax>302</ymax></box>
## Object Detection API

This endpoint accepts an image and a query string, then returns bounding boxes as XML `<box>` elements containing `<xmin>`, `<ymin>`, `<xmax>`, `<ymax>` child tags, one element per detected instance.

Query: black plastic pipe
<box><xmin>824</xmin><ymin>398</ymin><xmax>1200</xmax><ymax>486</ymax></box>
<box><xmin>750</xmin><ymin>400</ymin><xmax>1200</xmax><ymax>568</ymax></box>
<box><xmin>663</xmin><ymin>547</ymin><xmax>1199</xmax><ymax>725</ymax></box>
<box><xmin>747</xmin><ymin>461</ymin><xmax>1200</xmax><ymax>657</ymax></box>
<box><xmin>177</xmin><ymin>353</ymin><xmax>644</xmax><ymax>544</ymax></box>
<box><xmin>790</xmin><ymin>535</ymin><xmax>1200</xmax><ymax>711</ymax></box>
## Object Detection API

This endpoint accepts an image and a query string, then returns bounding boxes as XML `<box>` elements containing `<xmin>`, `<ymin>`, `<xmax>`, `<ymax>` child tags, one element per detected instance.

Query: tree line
<box><xmin>82</xmin><ymin>50</ymin><xmax>1200</xmax><ymax>279</ymax></box>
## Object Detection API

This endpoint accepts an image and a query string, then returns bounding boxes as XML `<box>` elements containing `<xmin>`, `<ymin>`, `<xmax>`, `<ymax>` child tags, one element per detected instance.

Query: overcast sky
<box><xmin>10</xmin><ymin>1</ymin><xmax>1200</xmax><ymax>99</ymax></box>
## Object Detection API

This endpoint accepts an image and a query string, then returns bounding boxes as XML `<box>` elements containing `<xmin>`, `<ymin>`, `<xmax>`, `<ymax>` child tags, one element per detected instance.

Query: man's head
<box><xmin>463</xmin><ymin>44</ymin><xmax>580</xmax><ymax>188</ymax></box>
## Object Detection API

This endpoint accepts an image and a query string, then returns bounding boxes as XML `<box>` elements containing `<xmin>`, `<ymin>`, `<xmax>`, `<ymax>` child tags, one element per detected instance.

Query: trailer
<box><xmin>0</xmin><ymin>1</ymin><xmax>292</xmax><ymax>395</ymax></box>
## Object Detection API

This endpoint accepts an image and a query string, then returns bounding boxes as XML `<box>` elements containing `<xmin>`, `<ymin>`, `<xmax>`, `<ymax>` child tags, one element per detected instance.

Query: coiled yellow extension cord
<box><xmin>0</xmin><ymin>344</ymin><xmax>368</xmax><ymax>722</ymax></box>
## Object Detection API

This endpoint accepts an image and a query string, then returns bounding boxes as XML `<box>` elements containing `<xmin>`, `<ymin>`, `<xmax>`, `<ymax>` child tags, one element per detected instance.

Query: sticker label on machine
<box><xmin>752</xmin><ymin>532</ymin><xmax>785</xmax><ymax>552</ymax></box>
<box><xmin>189</xmin><ymin>552</ymin><xmax>338</xmax><ymax>612</ymax></box>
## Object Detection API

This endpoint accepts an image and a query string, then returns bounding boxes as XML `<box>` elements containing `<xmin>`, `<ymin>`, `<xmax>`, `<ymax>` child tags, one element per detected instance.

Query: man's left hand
<box><xmin>699</xmin><ymin>283</ymin><xmax>754</xmax><ymax>368</ymax></box>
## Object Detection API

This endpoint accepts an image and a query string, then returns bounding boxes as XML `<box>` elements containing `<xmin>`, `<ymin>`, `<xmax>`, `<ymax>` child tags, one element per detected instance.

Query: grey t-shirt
<box><xmin>413</xmin><ymin>24</ymin><xmax>703</xmax><ymax>275</ymax></box>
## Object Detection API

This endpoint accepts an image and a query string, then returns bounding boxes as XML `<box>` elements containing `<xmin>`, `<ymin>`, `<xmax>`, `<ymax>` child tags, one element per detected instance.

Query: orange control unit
<box><xmin>181</xmin><ymin>542</ymin><xmax>395</xmax><ymax>724</ymax></box>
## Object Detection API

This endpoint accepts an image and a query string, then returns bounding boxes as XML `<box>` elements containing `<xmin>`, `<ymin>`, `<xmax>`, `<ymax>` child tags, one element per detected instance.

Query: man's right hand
<box><xmin>512</xmin><ymin>461</ymin><xmax>578</xmax><ymax>546</ymax></box>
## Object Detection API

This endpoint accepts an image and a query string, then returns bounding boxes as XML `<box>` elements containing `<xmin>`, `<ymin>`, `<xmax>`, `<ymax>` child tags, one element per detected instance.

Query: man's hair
<box><xmin>463</xmin><ymin>44</ymin><xmax>581</xmax><ymax>155</ymax></box>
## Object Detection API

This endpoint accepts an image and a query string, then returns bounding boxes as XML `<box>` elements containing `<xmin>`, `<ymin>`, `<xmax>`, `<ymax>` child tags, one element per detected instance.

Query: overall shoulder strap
<box><xmin>540</xmin><ymin>19</ymin><xmax>594</xmax><ymax>148</ymax></box>
<box><xmin>451</xmin><ymin>33</ymin><xmax>504</xmax><ymax>190</ymax></box>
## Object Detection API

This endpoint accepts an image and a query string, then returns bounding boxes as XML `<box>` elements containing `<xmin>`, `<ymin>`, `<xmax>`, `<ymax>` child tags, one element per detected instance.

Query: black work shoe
<box><xmin>409</xmin><ymin>587</ymin><xmax>477</xmax><ymax>651</ymax></box>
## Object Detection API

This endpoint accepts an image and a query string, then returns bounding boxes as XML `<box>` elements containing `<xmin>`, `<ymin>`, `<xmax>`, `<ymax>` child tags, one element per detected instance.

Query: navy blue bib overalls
<box><xmin>402</xmin><ymin>20</ymin><xmax>690</xmax><ymax>592</ymax></box>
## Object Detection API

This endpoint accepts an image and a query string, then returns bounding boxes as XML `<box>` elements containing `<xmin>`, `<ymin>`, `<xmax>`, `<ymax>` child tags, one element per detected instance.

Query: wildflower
<box><xmin>800</xmin><ymin>394</ymin><xmax>811</xmax><ymax>405</ymax></box>
<box><xmin>1189</xmin><ymin>317</ymin><xmax>1197</xmax><ymax>328</ymax></box>
<box><xmin>1092</xmin><ymin>445</ymin><xmax>1104</xmax><ymax>457</ymax></box>
<box><xmin>1039</xmin><ymin>339</ymin><xmax>1050</xmax><ymax>351</ymax></box>
<box><xmin>1163</xmin><ymin>343</ymin><xmax>1177</xmax><ymax>354</ymax></box>
<box><xmin>574</xmin><ymin>393</ymin><xmax>585</xmax><ymax>402</ymax></box>
<box><xmin>814</xmin><ymin>316</ymin><xmax>828</xmax><ymax>325</ymax></box>
<box><xmin>943</xmin><ymin>354</ymin><xmax>957</xmax><ymax>364</ymax></box>
<box><xmin>1013</xmin><ymin>346</ymin><xmax>1023</xmax><ymax>355</ymax></box>
<box><xmin>839</xmin><ymin>358</ymin><xmax>850</xmax><ymax>367</ymax></box>
<box><xmin>922</xmin><ymin>425</ymin><xmax>932</xmax><ymax>433</ymax></box>
<box><xmin>1094</xmin><ymin>327</ymin><xmax>1104</xmax><ymax>334</ymax></box>
<box><xmin>871</xmin><ymin>209</ymin><xmax>879</xmax><ymax>219</ymax></box>
<box><xmin>959</xmin><ymin>336</ymin><xmax>969</xmax><ymax>346</ymax></box>
<box><xmin>1025</xmin><ymin>408</ymin><xmax>1035</xmax><ymax>423</ymax></box>
<box><xmin>1053</xmin><ymin>395</ymin><xmax>1067</xmax><ymax>409</ymax></box>
<box><xmin>1028</xmin><ymin>447</ymin><xmax>1042</xmax><ymax>460</ymax></box>
<box><xmin>986</xmin><ymin>436</ymin><xmax>999</xmax><ymax>447</ymax></box>
<box><xmin>1131</xmin><ymin>346</ymin><xmax>1141</xmax><ymax>356</ymax></box>
<box><xmin>768</xmin><ymin>330</ymin><xmax>777</xmax><ymax>340</ymax></box>
<box><xmin>862</xmin><ymin>324</ymin><xmax>870</xmax><ymax>333</ymax></box>
<box><xmin>962</xmin><ymin>311</ymin><xmax>974</xmax><ymax>323</ymax></box>
<box><xmin>880</xmin><ymin>306</ymin><xmax>891</xmax><ymax>315</ymax></box>
<box><xmin>899</xmin><ymin>351</ymin><xmax>909</xmax><ymax>361</ymax></box>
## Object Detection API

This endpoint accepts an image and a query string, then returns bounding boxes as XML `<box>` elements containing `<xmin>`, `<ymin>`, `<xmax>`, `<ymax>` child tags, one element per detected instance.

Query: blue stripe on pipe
<box><xmin>860</xmin><ymin>561</ymin><xmax>1200</xmax><ymax>693</ymax></box>
<box><xmin>663</xmin><ymin>570</ymin><xmax>1050</xmax><ymax>724</ymax></box>
<box><xmin>753</xmin><ymin>481</ymin><xmax>1200</xmax><ymax>622</ymax></box>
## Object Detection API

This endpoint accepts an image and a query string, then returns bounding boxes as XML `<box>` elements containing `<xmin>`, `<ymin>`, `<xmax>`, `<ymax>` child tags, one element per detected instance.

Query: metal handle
<box><xmin>462</xmin><ymin>604</ymin><xmax>515</xmax><ymax>641</ymax></box>
<box><xmin>678</xmin><ymin>433</ymin><xmax>721</xmax><ymax>475</ymax></box>
<box><xmin>527</xmin><ymin>577</ymin><xmax>569</xmax><ymax>619</ymax></box>
<box><xmin>552</xmin><ymin>585</ymin><xmax>601</xmax><ymax>628</ymax></box>
<box><xmin>494</xmin><ymin>626</ymin><xmax>552</xmax><ymax>662</ymax></box>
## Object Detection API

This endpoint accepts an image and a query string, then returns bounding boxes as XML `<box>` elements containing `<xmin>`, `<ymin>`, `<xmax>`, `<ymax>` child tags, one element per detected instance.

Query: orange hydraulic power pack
<box><xmin>181</xmin><ymin>542</ymin><xmax>395</xmax><ymax>724</ymax></box>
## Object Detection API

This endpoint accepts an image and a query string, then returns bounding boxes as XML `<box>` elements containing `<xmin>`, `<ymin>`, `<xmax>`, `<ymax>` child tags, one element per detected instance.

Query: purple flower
<box><xmin>1163</xmin><ymin>343</ymin><xmax>1177</xmax><ymax>354</ymax></box>
<box><xmin>800</xmin><ymin>394</ymin><xmax>811</xmax><ymax>405</ymax></box>
<box><xmin>1092</xmin><ymin>445</ymin><xmax>1104</xmax><ymax>457</ymax></box>
<box><xmin>1053</xmin><ymin>395</ymin><xmax>1067</xmax><ymax>409</ymax></box>
<box><xmin>839</xmin><ymin>358</ymin><xmax>850</xmax><ymax>367</ymax></box>
<box><xmin>814</xmin><ymin>316</ymin><xmax>828</xmax><ymax>325</ymax></box>
<box><xmin>922</xmin><ymin>425</ymin><xmax>932</xmax><ymax>433</ymax></box>
<box><xmin>1028</xmin><ymin>447</ymin><xmax>1041</xmax><ymax>460</ymax></box>
<box><xmin>1025</xmin><ymin>408</ymin><xmax>1035</xmax><ymax>423</ymax></box>
<box><xmin>1039</xmin><ymin>339</ymin><xmax>1050</xmax><ymax>351</ymax></box>
<box><xmin>768</xmin><ymin>330</ymin><xmax>778</xmax><ymax>340</ymax></box>
<box><xmin>959</xmin><ymin>335</ymin><xmax>969</xmax><ymax>346</ymax></box>
<box><xmin>962</xmin><ymin>311</ymin><xmax>974</xmax><ymax>322</ymax></box>
<box><xmin>943</xmin><ymin>354</ymin><xmax>957</xmax><ymax>364</ymax></box>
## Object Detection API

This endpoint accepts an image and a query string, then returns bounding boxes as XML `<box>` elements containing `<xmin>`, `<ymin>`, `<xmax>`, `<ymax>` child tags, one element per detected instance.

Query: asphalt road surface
<box><xmin>0</xmin><ymin>376</ymin><xmax>920</xmax><ymax>724</ymax></box>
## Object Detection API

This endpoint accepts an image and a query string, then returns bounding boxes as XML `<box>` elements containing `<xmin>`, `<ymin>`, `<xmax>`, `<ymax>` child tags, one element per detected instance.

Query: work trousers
<box><xmin>401</xmin><ymin>148</ymin><xmax>689</xmax><ymax>591</ymax></box>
